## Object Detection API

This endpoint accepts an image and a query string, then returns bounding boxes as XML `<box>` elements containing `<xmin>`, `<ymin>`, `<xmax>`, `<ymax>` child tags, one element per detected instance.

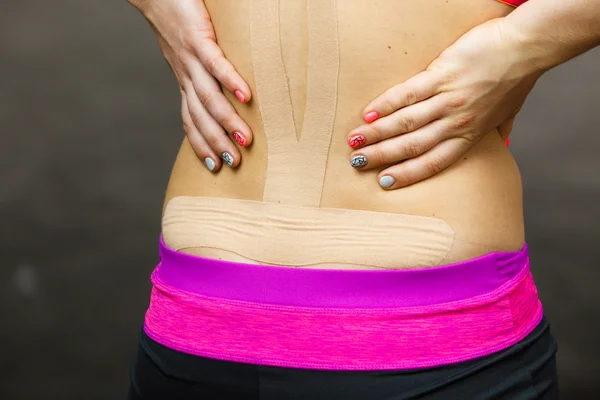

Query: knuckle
<box><xmin>427</xmin><ymin>155</ymin><xmax>446</xmax><ymax>175</ymax></box>
<box><xmin>440</xmin><ymin>70</ymin><xmax>459</xmax><ymax>88</ymax></box>
<box><xmin>204</xmin><ymin>56</ymin><xmax>219</xmax><ymax>75</ymax></box>
<box><xmin>396</xmin><ymin>168</ymin><xmax>414</xmax><ymax>185</ymax></box>
<box><xmin>197</xmin><ymin>90</ymin><xmax>214</xmax><ymax>107</ymax></box>
<box><xmin>220</xmin><ymin>114</ymin><xmax>237</xmax><ymax>130</ymax></box>
<box><xmin>382</xmin><ymin>95</ymin><xmax>398</xmax><ymax>113</ymax></box>
<box><xmin>176</xmin><ymin>49</ymin><xmax>191</xmax><ymax>68</ymax></box>
<box><xmin>450</xmin><ymin>113</ymin><xmax>475</xmax><ymax>130</ymax></box>
<box><xmin>180</xmin><ymin>30</ymin><xmax>196</xmax><ymax>50</ymax></box>
<box><xmin>398</xmin><ymin>114</ymin><xmax>416</xmax><ymax>132</ymax></box>
<box><xmin>205</xmin><ymin>134</ymin><xmax>221</xmax><ymax>149</ymax></box>
<box><xmin>364</xmin><ymin>124</ymin><xmax>380</xmax><ymax>141</ymax></box>
<box><xmin>404</xmin><ymin>138</ymin><xmax>422</xmax><ymax>158</ymax></box>
<box><xmin>176</xmin><ymin>54</ymin><xmax>186</xmax><ymax>69</ymax></box>
<box><xmin>371</xmin><ymin>148</ymin><xmax>387</xmax><ymax>166</ymax></box>
<box><xmin>404</xmin><ymin>90</ymin><xmax>418</xmax><ymax>106</ymax></box>
<box><xmin>446</xmin><ymin>95</ymin><xmax>467</xmax><ymax>109</ymax></box>
<box><xmin>188</xmin><ymin>108</ymin><xmax>203</xmax><ymax>126</ymax></box>
<box><xmin>461</xmin><ymin>131</ymin><xmax>479</xmax><ymax>145</ymax></box>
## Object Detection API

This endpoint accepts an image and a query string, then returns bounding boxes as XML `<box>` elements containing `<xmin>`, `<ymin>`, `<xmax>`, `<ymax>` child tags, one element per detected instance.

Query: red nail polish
<box><xmin>232</xmin><ymin>131</ymin><xmax>246</xmax><ymax>147</ymax></box>
<box><xmin>234</xmin><ymin>90</ymin><xmax>246</xmax><ymax>102</ymax></box>
<box><xmin>348</xmin><ymin>134</ymin><xmax>366</xmax><ymax>148</ymax></box>
<box><xmin>505</xmin><ymin>137</ymin><xmax>510</xmax><ymax>147</ymax></box>
<box><xmin>364</xmin><ymin>111</ymin><xmax>379</xmax><ymax>123</ymax></box>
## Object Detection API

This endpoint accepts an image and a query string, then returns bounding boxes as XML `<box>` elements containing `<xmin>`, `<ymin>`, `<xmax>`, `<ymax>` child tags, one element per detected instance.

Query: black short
<box><xmin>128</xmin><ymin>316</ymin><xmax>558</xmax><ymax>400</ymax></box>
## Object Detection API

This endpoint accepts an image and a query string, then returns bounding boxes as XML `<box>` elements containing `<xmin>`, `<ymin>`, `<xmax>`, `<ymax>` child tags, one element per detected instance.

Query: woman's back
<box><xmin>162</xmin><ymin>0</ymin><xmax>524</xmax><ymax>269</ymax></box>
<box><xmin>130</xmin><ymin>2</ymin><xmax>563</xmax><ymax>395</ymax></box>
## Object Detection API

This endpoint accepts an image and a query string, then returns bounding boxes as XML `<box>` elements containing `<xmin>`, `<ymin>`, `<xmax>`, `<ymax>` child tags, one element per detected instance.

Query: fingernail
<box><xmin>222</xmin><ymin>152</ymin><xmax>234</xmax><ymax>167</ymax></box>
<box><xmin>232</xmin><ymin>131</ymin><xmax>247</xmax><ymax>147</ymax></box>
<box><xmin>234</xmin><ymin>90</ymin><xmax>246</xmax><ymax>102</ymax></box>
<box><xmin>351</xmin><ymin>155</ymin><xmax>368</xmax><ymax>169</ymax></box>
<box><xmin>348</xmin><ymin>134</ymin><xmax>366</xmax><ymax>148</ymax></box>
<box><xmin>204</xmin><ymin>157</ymin><xmax>216</xmax><ymax>172</ymax></box>
<box><xmin>379</xmin><ymin>175</ymin><xmax>395</xmax><ymax>188</ymax></box>
<box><xmin>364</xmin><ymin>111</ymin><xmax>379</xmax><ymax>123</ymax></box>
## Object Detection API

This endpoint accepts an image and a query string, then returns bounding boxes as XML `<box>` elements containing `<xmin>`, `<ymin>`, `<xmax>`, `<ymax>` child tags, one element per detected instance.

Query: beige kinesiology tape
<box><xmin>163</xmin><ymin>197</ymin><xmax>456</xmax><ymax>269</ymax></box>
<box><xmin>253</xmin><ymin>0</ymin><xmax>339</xmax><ymax>206</ymax></box>
<box><xmin>162</xmin><ymin>0</ymin><xmax>457</xmax><ymax>268</ymax></box>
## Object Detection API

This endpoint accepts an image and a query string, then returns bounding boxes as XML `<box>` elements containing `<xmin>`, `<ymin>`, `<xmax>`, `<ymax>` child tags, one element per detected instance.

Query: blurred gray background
<box><xmin>1</xmin><ymin>1</ymin><xmax>598</xmax><ymax>399</ymax></box>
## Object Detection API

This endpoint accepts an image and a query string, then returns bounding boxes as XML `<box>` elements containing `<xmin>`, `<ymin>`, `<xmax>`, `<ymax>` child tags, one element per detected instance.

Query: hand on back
<box><xmin>128</xmin><ymin>0</ymin><xmax>253</xmax><ymax>172</ymax></box>
<box><xmin>130</xmin><ymin>5</ymin><xmax>541</xmax><ymax>188</ymax></box>
<box><xmin>346</xmin><ymin>18</ymin><xmax>543</xmax><ymax>189</ymax></box>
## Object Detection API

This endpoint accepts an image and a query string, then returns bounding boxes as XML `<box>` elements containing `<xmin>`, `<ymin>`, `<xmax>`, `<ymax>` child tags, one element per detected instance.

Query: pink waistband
<box><xmin>143</xmin><ymin>239</ymin><xmax>543</xmax><ymax>370</ymax></box>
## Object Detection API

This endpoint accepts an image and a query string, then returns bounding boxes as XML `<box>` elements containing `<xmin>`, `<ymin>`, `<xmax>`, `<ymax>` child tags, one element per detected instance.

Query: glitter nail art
<box><xmin>222</xmin><ymin>152</ymin><xmax>234</xmax><ymax>167</ymax></box>
<box><xmin>351</xmin><ymin>155</ymin><xmax>368</xmax><ymax>168</ymax></box>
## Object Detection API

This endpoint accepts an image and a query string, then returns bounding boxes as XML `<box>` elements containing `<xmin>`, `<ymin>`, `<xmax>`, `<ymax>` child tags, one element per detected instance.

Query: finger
<box><xmin>349</xmin><ymin>119</ymin><xmax>447</xmax><ymax>170</ymax></box>
<box><xmin>183</xmin><ymin>57</ymin><xmax>253</xmax><ymax>147</ymax></box>
<box><xmin>361</xmin><ymin>70</ymin><xmax>443</xmax><ymax>124</ymax></box>
<box><xmin>376</xmin><ymin>138</ymin><xmax>471</xmax><ymax>190</ymax></box>
<box><xmin>193</xmin><ymin>37</ymin><xmax>252</xmax><ymax>103</ymax></box>
<box><xmin>183</xmin><ymin>82</ymin><xmax>242</xmax><ymax>168</ymax></box>
<box><xmin>181</xmin><ymin>91</ymin><xmax>222</xmax><ymax>173</ymax></box>
<box><xmin>348</xmin><ymin>95</ymin><xmax>446</xmax><ymax>149</ymax></box>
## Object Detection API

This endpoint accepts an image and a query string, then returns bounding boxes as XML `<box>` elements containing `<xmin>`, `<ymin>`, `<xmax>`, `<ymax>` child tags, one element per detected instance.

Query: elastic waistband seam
<box><xmin>150</xmin><ymin>259</ymin><xmax>531</xmax><ymax>314</ymax></box>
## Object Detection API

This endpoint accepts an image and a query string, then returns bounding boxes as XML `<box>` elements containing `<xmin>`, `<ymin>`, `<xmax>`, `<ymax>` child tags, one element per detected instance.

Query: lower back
<box><xmin>162</xmin><ymin>0</ymin><xmax>524</xmax><ymax>268</ymax></box>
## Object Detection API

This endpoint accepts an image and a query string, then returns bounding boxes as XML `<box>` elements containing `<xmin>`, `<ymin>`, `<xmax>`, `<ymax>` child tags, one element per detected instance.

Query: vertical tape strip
<box><xmin>301</xmin><ymin>0</ymin><xmax>340</xmax><ymax>206</ymax></box>
<box><xmin>251</xmin><ymin>0</ymin><xmax>340</xmax><ymax>207</ymax></box>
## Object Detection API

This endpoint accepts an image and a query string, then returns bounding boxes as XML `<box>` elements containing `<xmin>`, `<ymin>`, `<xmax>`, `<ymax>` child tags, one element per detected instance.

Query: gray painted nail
<box><xmin>379</xmin><ymin>175</ymin><xmax>395</xmax><ymax>188</ymax></box>
<box><xmin>351</xmin><ymin>155</ymin><xmax>368</xmax><ymax>168</ymax></box>
<box><xmin>222</xmin><ymin>152</ymin><xmax>234</xmax><ymax>167</ymax></box>
<box><xmin>204</xmin><ymin>157</ymin><xmax>216</xmax><ymax>172</ymax></box>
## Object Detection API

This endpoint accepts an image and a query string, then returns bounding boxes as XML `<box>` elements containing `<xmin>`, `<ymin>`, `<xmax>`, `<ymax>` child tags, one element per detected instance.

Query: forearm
<box><xmin>504</xmin><ymin>0</ymin><xmax>600</xmax><ymax>71</ymax></box>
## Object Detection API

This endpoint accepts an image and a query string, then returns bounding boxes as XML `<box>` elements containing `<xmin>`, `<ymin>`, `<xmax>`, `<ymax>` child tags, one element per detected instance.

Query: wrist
<box><xmin>499</xmin><ymin>17</ymin><xmax>559</xmax><ymax>75</ymax></box>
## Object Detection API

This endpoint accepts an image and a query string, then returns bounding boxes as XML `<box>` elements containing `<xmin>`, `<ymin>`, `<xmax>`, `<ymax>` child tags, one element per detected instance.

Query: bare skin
<box><xmin>127</xmin><ymin>0</ymin><xmax>255</xmax><ymax>172</ymax></box>
<box><xmin>349</xmin><ymin>0</ymin><xmax>600</xmax><ymax>189</ymax></box>
<box><xmin>128</xmin><ymin>0</ymin><xmax>600</xmax><ymax>190</ymax></box>
<box><xmin>126</xmin><ymin>0</ymin><xmax>600</xmax><ymax>268</ymax></box>
<box><xmin>161</xmin><ymin>0</ymin><xmax>525</xmax><ymax>268</ymax></box>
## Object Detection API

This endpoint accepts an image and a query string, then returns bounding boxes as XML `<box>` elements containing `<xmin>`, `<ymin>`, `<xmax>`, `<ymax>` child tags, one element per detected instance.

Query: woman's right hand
<box><xmin>128</xmin><ymin>0</ymin><xmax>253</xmax><ymax>172</ymax></box>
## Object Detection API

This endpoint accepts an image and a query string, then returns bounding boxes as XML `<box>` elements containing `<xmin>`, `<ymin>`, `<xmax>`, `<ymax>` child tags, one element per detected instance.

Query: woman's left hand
<box><xmin>347</xmin><ymin>18</ymin><xmax>546</xmax><ymax>189</ymax></box>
